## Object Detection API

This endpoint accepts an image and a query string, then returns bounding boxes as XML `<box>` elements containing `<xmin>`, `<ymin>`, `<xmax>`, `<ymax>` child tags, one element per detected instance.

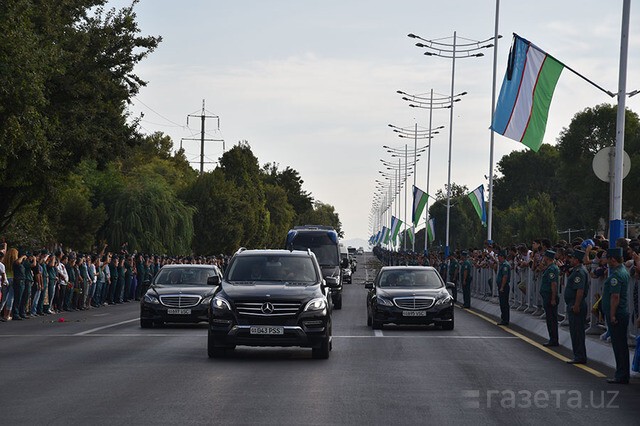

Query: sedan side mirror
<box><xmin>364</xmin><ymin>282</ymin><xmax>373</xmax><ymax>290</ymax></box>
<box><xmin>207</xmin><ymin>275</ymin><xmax>221</xmax><ymax>286</ymax></box>
<box><xmin>445</xmin><ymin>282</ymin><xmax>455</xmax><ymax>291</ymax></box>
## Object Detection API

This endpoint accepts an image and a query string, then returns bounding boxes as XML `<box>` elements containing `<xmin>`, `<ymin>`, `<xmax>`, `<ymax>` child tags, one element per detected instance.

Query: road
<box><xmin>1</xmin><ymin>252</ymin><xmax>639</xmax><ymax>425</ymax></box>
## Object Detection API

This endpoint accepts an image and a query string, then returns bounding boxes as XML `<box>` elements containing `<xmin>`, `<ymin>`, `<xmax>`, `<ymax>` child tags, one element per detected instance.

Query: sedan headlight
<box><xmin>143</xmin><ymin>294</ymin><xmax>160</xmax><ymax>304</ymax></box>
<box><xmin>376</xmin><ymin>296</ymin><xmax>394</xmax><ymax>307</ymax></box>
<box><xmin>435</xmin><ymin>295</ymin><xmax>453</xmax><ymax>306</ymax></box>
<box><xmin>304</xmin><ymin>297</ymin><xmax>327</xmax><ymax>312</ymax></box>
<box><xmin>200</xmin><ymin>295</ymin><xmax>213</xmax><ymax>305</ymax></box>
<box><xmin>212</xmin><ymin>296</ymin><xmax>231</xmax><ymax>310</ymax></box>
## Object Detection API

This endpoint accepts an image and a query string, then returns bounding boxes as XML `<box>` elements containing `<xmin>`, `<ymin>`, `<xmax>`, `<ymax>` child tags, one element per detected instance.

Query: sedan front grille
<box><xmin>393</xmin><ymin>297</ymin><xmax>435</xmax><ymax>310</ymax></box>
<box><xmin>235</xmin><ymin>301</ymin><xmax>301</xmax><ymax>317</ymax></box>
<box><xmin>160</xmin><ymin>295</ymin><xmax>202</xmax><ymax>308</ymax></box>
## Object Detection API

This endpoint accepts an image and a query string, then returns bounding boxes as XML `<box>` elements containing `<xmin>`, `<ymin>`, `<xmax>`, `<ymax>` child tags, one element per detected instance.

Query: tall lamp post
<box><xmin>408</xmin><ymin>31</ymin><xmax>496</xmax><ymax>257</ymax></box>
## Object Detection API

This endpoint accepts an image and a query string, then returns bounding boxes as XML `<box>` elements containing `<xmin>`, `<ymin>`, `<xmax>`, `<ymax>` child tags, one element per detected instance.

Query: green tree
<box><xmin>262</xmin><ymin>163</ymin><xmax>313</xmax><ymax>218</ymax></box>
<box><xmin>296</xmin><ymin>202</ymin><xmax>343</xmax><ymax>237</ymax></box>
<box><xmin>263</xmin><ymin>184</ymin><xmax>295</xmax><ymax>248</ymax></box>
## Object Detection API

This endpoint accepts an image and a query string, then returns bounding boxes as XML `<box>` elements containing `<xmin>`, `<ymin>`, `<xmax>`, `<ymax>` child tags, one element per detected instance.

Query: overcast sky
<box><xmin>108</xmin><ymin>0</ymin><xmax>639</xmax><ymax>242</ymax></box>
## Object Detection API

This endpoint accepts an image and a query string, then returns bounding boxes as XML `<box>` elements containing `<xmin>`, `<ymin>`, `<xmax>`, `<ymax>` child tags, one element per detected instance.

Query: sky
<box><xmin>107</xmin><ymin>0</ymin><xmax>639</xmax><ymax>243</ymax></box>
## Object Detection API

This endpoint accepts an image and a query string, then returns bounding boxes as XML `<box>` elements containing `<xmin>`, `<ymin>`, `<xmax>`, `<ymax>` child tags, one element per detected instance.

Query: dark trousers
<box><xmin>12</xmin><ymin>279</ymin><xmax>25</xmax><ymax>318</ymax></box>
<box><xmin>544</xmin><ymin>301</ymin><xmax>559</xmax><ymax>344</ymax></box>
<box><xmin>567</xmin><ymin>304</ymin><xmax>587</xmax><ymax>361</ymax></box>
<box><xmin>607</xmin><ymin>313</ymin><xmax>630</xmax><ymax>381</ymax></box>
<box><xmin>462</xmin><ymin>281</ymin><xmax>471</xmax><ymax>308</ymax></box>
<box><xmin>498</xmin><ymin>286</ymin><xmax>510</xmax><ymax>324</ymax></box>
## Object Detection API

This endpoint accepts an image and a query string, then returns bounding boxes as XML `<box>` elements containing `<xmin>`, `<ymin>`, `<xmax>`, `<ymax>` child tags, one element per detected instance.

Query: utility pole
<box><xmin>183</xmin><ymin>100</ymin><xmax>225</xmax><ymax>174</ymax></box>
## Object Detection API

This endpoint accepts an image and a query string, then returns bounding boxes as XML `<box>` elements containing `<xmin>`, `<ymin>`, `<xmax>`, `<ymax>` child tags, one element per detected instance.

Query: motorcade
<box><xmin>207</xmin><ymin>249</ymin><xmax>332</xmax><ymax>359</ymax></box>
<box><xmin>140</xmin><ymin>264</ymin><xmax>223</xmax><ymax>327</ymax></box>
<box><xmin>365</xmin><ymin>266</ymin><xmax>455</xmax><ymax>330</ymax></box>
<box><xmin>285</xmin><ymin>225</ymin><xmax>347</xmax><ymax>309</ymax></box>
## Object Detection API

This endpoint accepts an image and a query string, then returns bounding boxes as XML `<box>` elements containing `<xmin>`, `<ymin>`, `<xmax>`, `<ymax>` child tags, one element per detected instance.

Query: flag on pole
<box><xmin>382</xmin><ymin>226</ymin><xmax>390</xmax><ymax>244</ymax></box>
<box><xmin>427</xmin><ymin>218</ymin><xmax>435</xmax><ymax>243</ymax></box>
<box><xmin>390</xmin><ymin>216</ymin><xmax>403</xmax><ymax>245</ymax></box>
<box><xmin>412</xmin><ymin>185</ymin><xmax>429</xmax><ymax>227</ymax></box>
<box><xmin>468</xmin><ymin>185</ymin><xmax>487</xmax><ymax>226</ymax></box>
<box><xmin>406</xmin><ymin>227</ymin><xmax>414</xmax><ymax>246</ymax></box>
<box><xmin>490</xmin><ymin>34</ymin><xmax>564</xmax><ymax>152</ymax></box>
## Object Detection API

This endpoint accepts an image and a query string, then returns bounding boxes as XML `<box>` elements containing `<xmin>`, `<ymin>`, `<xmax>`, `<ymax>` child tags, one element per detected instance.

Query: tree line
<box><xmin>0</xmin><ymin>1</ymin><xmax>341</xmax><ymax>255</ymax></box>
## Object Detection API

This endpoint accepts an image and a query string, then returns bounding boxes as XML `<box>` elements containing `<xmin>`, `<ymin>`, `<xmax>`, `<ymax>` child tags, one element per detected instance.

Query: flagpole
<box><xmin>487</xmin><ymin>0</ymin><xmax>499</xmax><ymax>244</ymax></box>
<box><xmin>404</xmin><ymin>143</ymin><xmax>408</xmax><ymax>251</ymax></box>
<box><xmin>445</xmin><ymin>31</ymin><xmax>457</xmax><ymax>258</ymax></box>
<box><xmin>610</xmin><ymin>0</ymin><xmax>630</xmax><ymax>244</ymax></box>
<box><xmin>412</xmin><ymin>123</ymin><xmax>417</xmax><ymax>252</ymax></box>
<box><xmin>424</xmin><ymin>89</ymin><xmax>433</xmax><ymax>255</ymax></box>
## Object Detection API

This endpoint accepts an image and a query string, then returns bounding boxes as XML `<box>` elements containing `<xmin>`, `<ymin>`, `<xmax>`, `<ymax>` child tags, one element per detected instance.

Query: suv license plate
<box><xmin>402</xmin><ymin>311</ymin><xmax>426</xmax><ymax>317</ymax></box>
<box><xmin>250</xmin><ymin>326</ymin><xmax>284</xmax><ymax>335</ymax></box>
<box><xmin>167</xmin><ymin>309</ymin><xmax>191</xmax><ymax>315</ymax></box>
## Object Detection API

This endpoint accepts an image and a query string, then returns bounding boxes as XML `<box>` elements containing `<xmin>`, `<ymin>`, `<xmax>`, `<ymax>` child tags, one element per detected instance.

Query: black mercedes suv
<box><xmin>207</xmin><ymin>249</ymin><xmax>332</xmax><ymax>359</ymax></box>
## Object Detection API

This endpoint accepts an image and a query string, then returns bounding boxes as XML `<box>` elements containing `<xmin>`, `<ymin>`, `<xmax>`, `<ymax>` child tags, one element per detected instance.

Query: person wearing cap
<box><xmin>602</xmin><ymin>247</ymin><xmax>630</xmax><ymax>384</ymax></box>
<box><xmin>565</xmin><ymin>249</ymin><xmax>589</xmax><ymax>364</ymax></box>
<box><xmin>540</xmin><ymin>249</ymin><xmax>559</xmax><ymax>347</ymax></box>
<box><xmin>495</xmin><ymin>250</ymin><xmax>511</xmax><ymax>326</ymax></box>
<box><xmin>460</xmin><ymin>250</ymin><xmax>473</xmax><ymax>308</ymax></box>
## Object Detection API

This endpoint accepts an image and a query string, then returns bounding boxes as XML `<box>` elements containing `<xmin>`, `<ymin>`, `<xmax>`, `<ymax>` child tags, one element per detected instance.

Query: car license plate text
<box><xmin>402</xmin><ymin>311</ymin><xmax>427</xmax><ymax>317</ymax></box>
<box><xmin>167</xmin><ymin>309</ymin><xmax>191</xmax><ymax>315</ymax></box>
<box><xmin>250</xmin><ymin>326</ymin><xmax>284</xmax><ymax>335</ymax></box>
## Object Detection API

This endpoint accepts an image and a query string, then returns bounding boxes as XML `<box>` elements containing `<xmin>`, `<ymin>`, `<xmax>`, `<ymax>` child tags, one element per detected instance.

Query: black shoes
<box><xmin>606</xmin><ymin>378</ymin><xmax>629</xmax><ymax>384</ymax></box>
<box><xmin>543</xmin><ymin>342</ymin><xmax>559</xmax><ymax>347</ymax></box>
<box><xmin>497</xmin><ymin>322</ymin><xmax>509</xmax><ymax>326</ymax></box>
<box><xmin>566</xmin><ymin>359</ymin><xmax>587</xmax><ymax>364</ymax></box>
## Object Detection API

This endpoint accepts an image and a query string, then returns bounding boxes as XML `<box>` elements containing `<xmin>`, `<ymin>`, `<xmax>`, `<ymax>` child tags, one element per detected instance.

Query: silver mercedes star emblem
<box><xmin>261</xmin><ymin>302</ymin><xmax>275</xmax><ymax>314</ymax></box>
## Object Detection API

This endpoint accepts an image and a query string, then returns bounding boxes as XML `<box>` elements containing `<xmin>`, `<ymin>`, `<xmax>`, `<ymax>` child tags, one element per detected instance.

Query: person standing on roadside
<box><xmin>602</xmin><ymin>247</ymin><xmax>630</xmax><ymax>384</ymax></box>
<box><xmin>11</xmin><ymin>250</ymin><xmax>27</xmax><ymax>320</ymax></box>
<box><xmin>495</xmin><ymin>250</ymin><xmax>511</xmax><ymax>326</ymax></box>
<box><xmin>540</xmin><ymin>250</ymin><xmax>559</xmax><ymax>347</ymax></box>
<box><xmin>565</xmin><ymin>249</ymin><xmax>589</xmax><ymax>364</ymax></box>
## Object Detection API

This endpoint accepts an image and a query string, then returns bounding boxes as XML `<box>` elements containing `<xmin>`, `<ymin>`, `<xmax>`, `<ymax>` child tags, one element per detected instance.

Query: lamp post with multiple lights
<box><xmin>408</xmin><ymin>31</ymin><xmax>496</xmax><ymax>256</ymax></box>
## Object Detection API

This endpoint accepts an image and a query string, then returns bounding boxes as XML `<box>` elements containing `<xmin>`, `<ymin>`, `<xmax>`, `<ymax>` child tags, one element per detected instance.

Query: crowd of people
<box><xmin>374</xmin><ymin>235</ymin><xmax>640</xmax><ymax>384</ymax></box>
<box><xmin>0</xmin><ymin>242</ymin><xmax>229</xmax><ymax>322</ymax></box>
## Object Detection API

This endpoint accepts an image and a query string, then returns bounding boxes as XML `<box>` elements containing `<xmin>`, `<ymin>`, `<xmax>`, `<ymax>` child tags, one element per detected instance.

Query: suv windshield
<box><xmin>378</xmin><ymin>269</ymin><xmax>443</xmax><ymax>289</ymax></box>
<box><xmin>227</xmin><ymin>255</ymin><xmax>318</xmax><ymax>283</ymax></box>
<box><xmin>154</xmin><ymin>267</ymin><xmax>217</xmax><ymax>286</ymax></box>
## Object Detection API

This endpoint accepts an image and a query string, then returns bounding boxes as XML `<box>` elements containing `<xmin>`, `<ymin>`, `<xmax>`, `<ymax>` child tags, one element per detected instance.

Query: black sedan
<box><xmin>365</xmin><ymin>266</ymin><xmax>455</xmax><ymax>330</ymax></box>
<box><xmin>140</xmin><ymin>264</ymin><xmax>223</xmax><ymax>327</ymax></box>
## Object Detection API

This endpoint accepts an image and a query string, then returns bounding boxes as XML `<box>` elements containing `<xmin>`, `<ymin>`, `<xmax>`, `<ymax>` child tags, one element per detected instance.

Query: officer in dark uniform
<box><xmin>540</xmin><ymin>249</ymin><xmax>559</xmax><ymax>347</ymax></box>
<box><xmin>565</xmin><ymin>249</ymin><xmax>589</xmax><ymax>364</ymax></box>
<box><xmin>602</xmin><ymin>247</ymin><xmax>630</xmax><ymax>384</ymax></box>
<box><xmin>448</xmin><ymin>253</ymin><xmax>459</xmax><ymax>303</ymax></box>
<box><xmin>460</xmin><ymin>251</ymin><xmax>473</xmax><ymax>308</ymax></box>
<box><xmin>495</xmin><ymin>250</ymin><xmax>511</xmax><ymax>325</ymax></box>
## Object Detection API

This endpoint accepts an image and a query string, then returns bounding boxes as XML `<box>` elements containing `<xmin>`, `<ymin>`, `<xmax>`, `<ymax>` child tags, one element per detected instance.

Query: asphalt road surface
<box><xmin>1</xmin><ymin>252</ymin><xmax>639</xmax><ymax>425</ymax></box>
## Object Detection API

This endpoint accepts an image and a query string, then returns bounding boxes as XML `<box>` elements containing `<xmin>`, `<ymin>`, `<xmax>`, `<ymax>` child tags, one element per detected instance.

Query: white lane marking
<box><xmin>374</xmin><ymin>330</ymin><xmax>383</xmax><ymax>337</ymax></box>
<box><xmin>73</xmin><ymin>318</ymin><xmax>139</xmax><ymax>335</ymax></box>
<box><xmin>0</xmin><ymin>333</ymin><xmax>518</xmax><ymax>339</ymax></box>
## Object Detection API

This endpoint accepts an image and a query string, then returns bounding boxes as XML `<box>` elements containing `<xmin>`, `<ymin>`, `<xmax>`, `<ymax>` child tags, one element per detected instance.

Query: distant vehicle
<box><xmin>357</xmin><ymin>247</ymin><xmax>364</xmax><ymax>255</ymax></box>
<box><xmin>286</xmin><ymin>225</ymin><xmax>347</xmax><ymax>309</ymax></box>
<box><xmin>140</xmin><ymin>264</ymin><xmax>223</xmax><ymax>328</ymax></box>
<box><xmin>347</xmin><ymin>246</ymin><xmax>356</xmax><ymax>256</ymax></box>
<box><xmin>365</xmin><ymin>266</ymin><xmax>455</xmax><ymax>330</ymax></box>
<box><xmin>207</xmin><ymin>249</ymin><xmax>332</xmax><ymax>359</ymax></box>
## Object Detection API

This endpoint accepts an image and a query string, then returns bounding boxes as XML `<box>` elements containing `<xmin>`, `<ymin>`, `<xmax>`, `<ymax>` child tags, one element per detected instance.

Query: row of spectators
<box><xmin>0</xmin><ymin>243</ymin><xmax>229</xmax><ymax>322</ymax></box>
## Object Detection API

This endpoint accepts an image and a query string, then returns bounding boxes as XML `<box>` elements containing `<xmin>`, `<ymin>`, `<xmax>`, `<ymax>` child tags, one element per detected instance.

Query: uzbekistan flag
<box><xmin>390</xmin><ymin>216</ymin><xmax>403</xmax><ymax>245</ymax></box>
<box><xmin>427</xmin><ymin>218</ymin><xmax>435</xmax><ymax>243</ymax></box>
<box><xmin>382</xmin><ymin>226</ymin><xmax>391</xmax><ymax>245</ymax></box>
<box><xmin>412</xmin><ymin>185</ymin><xmax>429</xmax><ymax>227</ymax></box>
<box><xmin>491</xmin><ymin>34</ymin><xmax>564</xmax><ymax>152</ymax></box>
<box><xmin>468</xmin><ymin>185</ymin><xmax>487</xmax><ymax>226</ymax></box>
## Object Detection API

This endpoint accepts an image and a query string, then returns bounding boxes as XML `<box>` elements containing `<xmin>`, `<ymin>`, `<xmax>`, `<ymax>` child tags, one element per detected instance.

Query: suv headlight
<box><xmin>376</xmin><ymin>296</ymin><xmax>394</xmax><ymax>307</ymax></box>
<box><xmin>304</xmin><ymin>297</ymin><xmax>327</xmax><ymax>312</ymax></box>
<box><xmin>212</xmin><ymin>296</ymin><xmax>231</xmax><ymax>310</ymax></box>
<box><xmin>143</xmin><ymin>294</ymin><xmax>160</xmax><ymax>304</ymax></box>
<box><xmin>200</xmin><ymin>295</ymin><xmax>213</xmax><ymax>305</ymax></box>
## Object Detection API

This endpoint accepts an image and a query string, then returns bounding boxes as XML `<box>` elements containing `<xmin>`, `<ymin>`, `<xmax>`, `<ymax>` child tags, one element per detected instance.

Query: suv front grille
<box><xmin>393</xmin><ymin>297</ymin><xmax>435</xmax><ymax>310</ymax></box>
<box><xmin>160</xmin><ymin>295</ymin><xmax>202</xmax><ymax>308</ymax></box>
<box><xmin>235</xmin><ymin>301</ymin><xmax>301</xmax><ymax>317</ymax></box>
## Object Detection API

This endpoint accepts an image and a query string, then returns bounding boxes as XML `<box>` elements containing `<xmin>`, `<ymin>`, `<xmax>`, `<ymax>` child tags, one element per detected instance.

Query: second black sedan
<box><xmin>140</xmin><ymin>264</ymin><xmax>223</xmax><ymax>327</ymax></box>
<box><xmin>365</xmin><ymin>266</ymin><xmax>455</xmax><ymax>330</ymax></box>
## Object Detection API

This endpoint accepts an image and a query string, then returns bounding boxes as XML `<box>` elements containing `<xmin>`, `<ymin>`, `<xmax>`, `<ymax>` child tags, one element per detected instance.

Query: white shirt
<box><xmin>57</xmin><ymin>263</ymin><xmax>69</xmax><ymax>284</ymax></box>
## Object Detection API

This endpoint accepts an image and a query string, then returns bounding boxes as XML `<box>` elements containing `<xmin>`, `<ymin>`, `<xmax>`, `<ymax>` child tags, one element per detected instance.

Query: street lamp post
<box><xmin>408</xmin><ymin>31</ymin><xmax>496</xmax><ymax>257</ymax></box>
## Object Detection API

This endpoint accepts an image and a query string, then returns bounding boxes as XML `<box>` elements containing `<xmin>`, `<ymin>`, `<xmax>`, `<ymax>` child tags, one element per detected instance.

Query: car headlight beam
<box><xmin>212</xmin><ymin>296</ymin><xmax>231</xmax><ymax>310</ymax></box>
<box><xmin>304</xmin><ymin>297</ymin><xmax>327</xmax><ymax>312</ymax></box>
<box><xmin>376</xmin><ymin>296</ymin><xmax>394</xmax><ymax>307</ymax></box>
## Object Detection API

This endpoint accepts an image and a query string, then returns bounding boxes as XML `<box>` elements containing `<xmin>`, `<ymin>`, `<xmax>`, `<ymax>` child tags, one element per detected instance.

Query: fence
<box><xmin>468</xmin><ymin>262</ymin><xmax>639</xmax><ymax>343</ymax></box>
